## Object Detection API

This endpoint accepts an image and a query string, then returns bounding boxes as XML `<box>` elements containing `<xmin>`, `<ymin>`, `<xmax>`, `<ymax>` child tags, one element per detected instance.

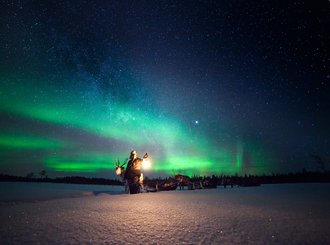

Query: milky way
<box><xmin>0</xmin><ymin>1</ymin><xmax>329</xmax><ymax>178</ymax></box>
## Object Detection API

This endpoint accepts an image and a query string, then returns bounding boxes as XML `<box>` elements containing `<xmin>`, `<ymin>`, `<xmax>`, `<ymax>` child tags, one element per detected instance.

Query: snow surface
<box><xmin>0</xmin><ymin>182</ymin><xmax>330</xmax><ymax>244</ymax></box>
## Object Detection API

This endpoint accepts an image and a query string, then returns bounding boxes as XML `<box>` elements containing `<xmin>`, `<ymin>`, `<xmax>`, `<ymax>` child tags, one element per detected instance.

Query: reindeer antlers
<box><xmin>114</xmin><ymin>158</ymin><xmax>128</xmax><ymax>168</ymax></box>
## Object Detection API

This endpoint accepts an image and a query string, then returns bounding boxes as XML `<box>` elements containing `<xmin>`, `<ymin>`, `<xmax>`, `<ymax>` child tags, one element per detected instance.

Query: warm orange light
<box><xmin>142</xmin><ymin>159</ymin><xmax>151</xmax><ymax>170</ymax></box>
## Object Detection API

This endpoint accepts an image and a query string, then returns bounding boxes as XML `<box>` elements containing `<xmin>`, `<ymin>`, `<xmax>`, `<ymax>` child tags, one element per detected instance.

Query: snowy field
<box><xmin>0</xmin><ymin>182</ymin><xmax>330</xmax><ymax>244</ymax></box>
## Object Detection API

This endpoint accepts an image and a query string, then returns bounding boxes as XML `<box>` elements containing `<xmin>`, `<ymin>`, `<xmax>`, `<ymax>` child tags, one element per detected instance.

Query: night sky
<box><xmin>0</xmin><ymin>1</ymin><xmax>329</xmax><ymax>178</ymax></box>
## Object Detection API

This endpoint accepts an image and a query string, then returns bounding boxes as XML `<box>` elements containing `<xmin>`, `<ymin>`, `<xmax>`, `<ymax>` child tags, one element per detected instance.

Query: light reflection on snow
<box><xmin>0</xmin><ymin>183</ymin><xmax>329</xmax><ymax>244</ymax></box>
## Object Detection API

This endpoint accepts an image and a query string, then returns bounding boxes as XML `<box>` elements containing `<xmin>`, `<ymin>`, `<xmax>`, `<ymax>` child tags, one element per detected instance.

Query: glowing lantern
<box><xmin>142</xmin><ymin>159</ymin><xmax>151</xmax><ymax>170</ymax></box>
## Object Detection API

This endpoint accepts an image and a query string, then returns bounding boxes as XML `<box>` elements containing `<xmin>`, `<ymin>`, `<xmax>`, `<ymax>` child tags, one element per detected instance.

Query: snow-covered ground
<box><xmin>0</xmin><ymin>182</ymin><xmax>329</xmax><ymax>244</ymax></box>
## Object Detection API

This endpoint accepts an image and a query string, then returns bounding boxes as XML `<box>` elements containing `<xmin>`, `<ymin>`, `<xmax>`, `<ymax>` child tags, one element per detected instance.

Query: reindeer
<box><xmin>175</xmin><ymin>174</ymin><xmax>203</xmax><ymax>190</ymax></box>
<box><xmin>175</xmin><ymin>174</ymin><xmax>192</xmax><ymax>190</ymax></box>
<box><xmin>115</xmin><ymin>159</ymin><xmax>129</xmax><ymax>193</ymax></box>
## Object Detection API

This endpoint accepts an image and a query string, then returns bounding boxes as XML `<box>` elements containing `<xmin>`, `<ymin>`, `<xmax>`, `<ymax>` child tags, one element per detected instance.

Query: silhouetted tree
<box><xmin>26</xmin><ymin>172</ymin><xmax>35</xmax><ymax>179</ymax></box>
<box><xmin>39</xmin><ymin>170</ymin><xmax>47</xmax><ymax>179</ymax></box>
<box><xmin>311</xmin><ymin>154</ymin><xmax>327</xmax><ymax>172</ymax></box>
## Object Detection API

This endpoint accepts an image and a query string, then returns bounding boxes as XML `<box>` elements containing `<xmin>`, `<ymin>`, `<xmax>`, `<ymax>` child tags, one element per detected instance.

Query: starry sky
<box><xmin>0</xmin><ymin>1</ymin><xmax>329</xmax><ymax>178</ymax></box>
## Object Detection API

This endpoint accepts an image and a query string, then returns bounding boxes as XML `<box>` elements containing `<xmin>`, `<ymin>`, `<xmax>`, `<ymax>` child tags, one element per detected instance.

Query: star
<box><xmin>0</xmin><ymin>0</ymin><xmax>328</xmax><ymax>178</ymax></box>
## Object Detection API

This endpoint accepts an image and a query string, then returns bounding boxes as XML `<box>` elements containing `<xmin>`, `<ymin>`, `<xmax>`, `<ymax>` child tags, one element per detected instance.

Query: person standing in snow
<box><xmin>124</xmin><ymin>150</ymin><xmax>148</xmax><ymax>194</ymax></box>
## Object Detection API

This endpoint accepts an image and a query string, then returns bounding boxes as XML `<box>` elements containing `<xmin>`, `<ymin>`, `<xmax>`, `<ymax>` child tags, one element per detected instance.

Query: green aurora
<box><xmin>1</xmin><ymin>1</ymin><xmax>328</xmax><ymax>179</ymax></box>
<box><xmin>0</xmin><ymin>75</ymin><xmax>273</xmax><ymax>177</ymax></box>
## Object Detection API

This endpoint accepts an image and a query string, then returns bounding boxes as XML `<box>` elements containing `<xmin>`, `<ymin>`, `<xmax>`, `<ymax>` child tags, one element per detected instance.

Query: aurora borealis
<box><xmin>0</xmin><ymin>1</ymin><xmax>329</xmax><ymax>178</ymax></box>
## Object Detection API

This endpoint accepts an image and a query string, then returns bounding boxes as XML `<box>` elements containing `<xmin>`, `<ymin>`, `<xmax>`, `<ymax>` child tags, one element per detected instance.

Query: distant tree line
<box><xmin>190</xmin><ymin>170</ymin><xmax>330</xmax><ymax>187</ymax></box>
<box><xmin>0</xmin><ymin>173</ymin><xmax>122</xmax><ymax>185</ymax></box>
<box><xmin>0</xmin><ymin>170</ymin><xmax>329</xmax><ymax>187</ymax></box>
<box><xmin>144</xmin><ymin>170</ymin><xmax>330</xmax><ymax>188</ymax></box>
